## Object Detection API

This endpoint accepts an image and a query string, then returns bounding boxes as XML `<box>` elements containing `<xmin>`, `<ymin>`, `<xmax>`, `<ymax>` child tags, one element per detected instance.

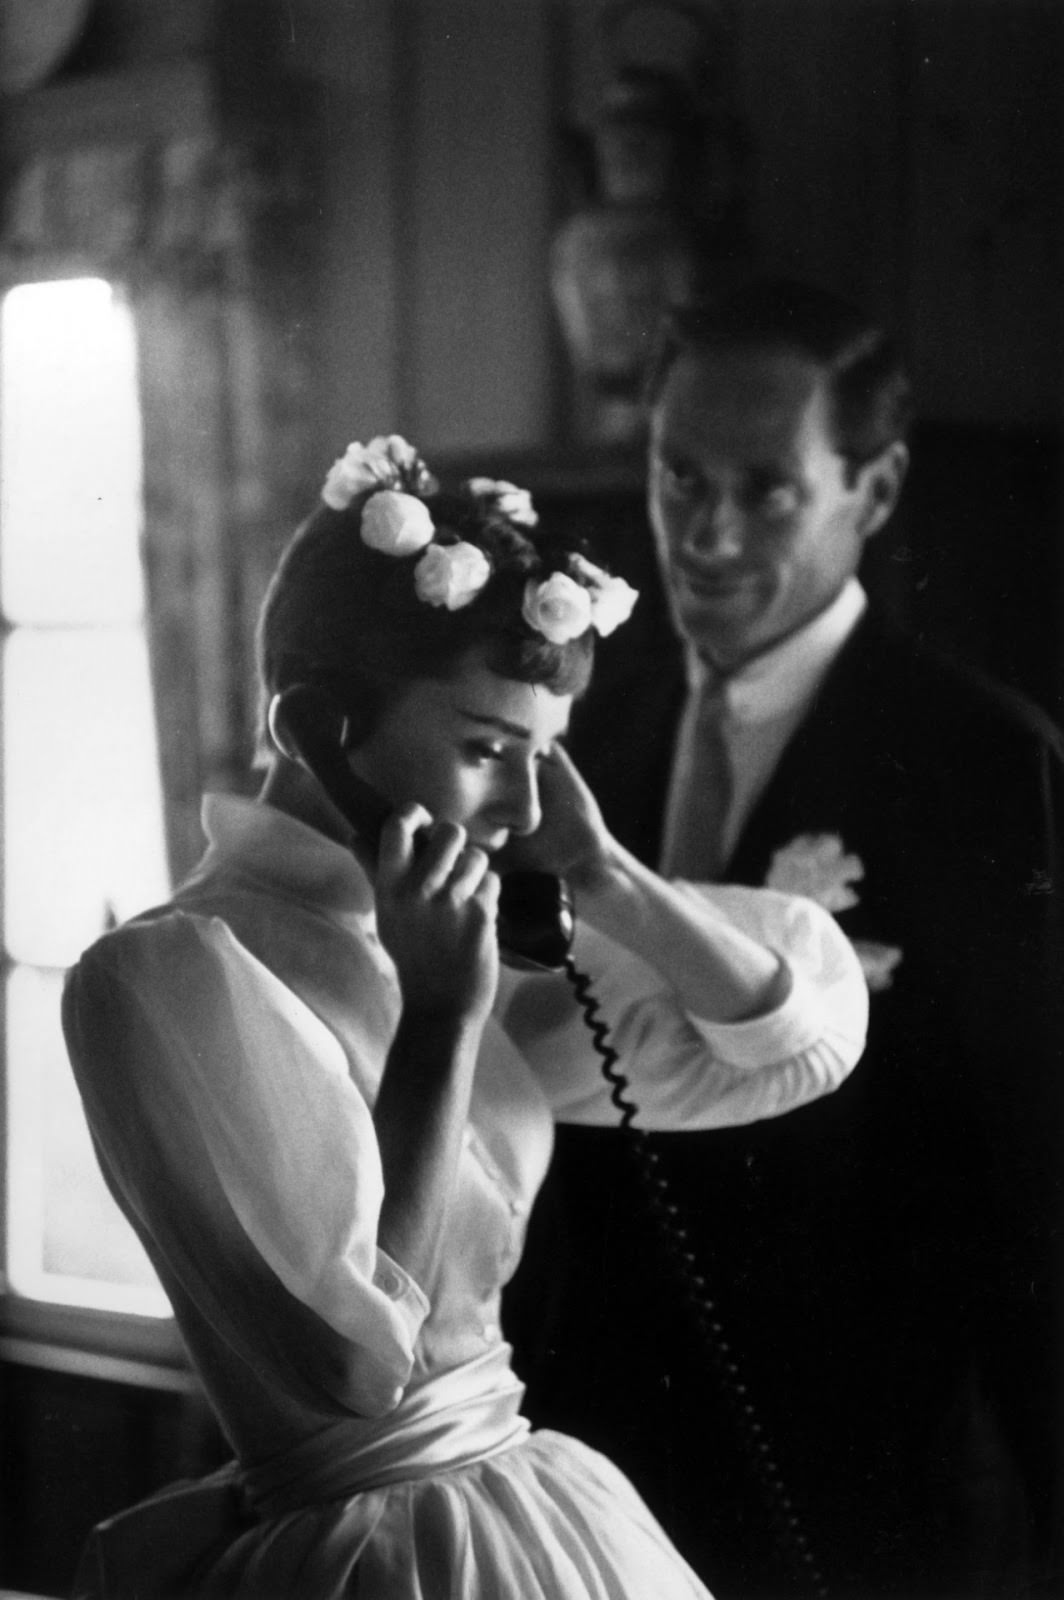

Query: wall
<box><xmin>731</xmin><ymin>0</ymin><xmax>1062</xmax><ymax>430</ymax></box>
<box><xmin>14</xmin><ymin>0</ymin><xmax>1053</xmax><ymax>452</ymax></box>
<box><xmin>277</xmin><ymin>0</ymin><xmax>561</xmax><ymax>456</ymax></box>
<box><xmin>269</xmin><ymin>0</ymin><xmax>1062</xmax><ymax>454</ymax></box>
<box><xmin>284</xmin><ymin>0</ymin><xmax>1063</xmax><ymax>718</ymax></box>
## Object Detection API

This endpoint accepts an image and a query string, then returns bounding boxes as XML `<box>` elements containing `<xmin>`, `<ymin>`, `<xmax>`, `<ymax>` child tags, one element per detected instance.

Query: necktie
<box><xmin>659</xmin><ymin>669</ymin><xmax>734</xmax><ymax>881</ymax></box>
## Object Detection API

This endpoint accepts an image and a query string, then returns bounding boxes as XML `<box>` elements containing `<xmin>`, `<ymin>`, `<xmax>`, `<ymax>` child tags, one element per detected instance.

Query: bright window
<box><xmin>1</xmin><ymin>278</ymin><xmax>172</xmax><ymax>1318</ymax></box>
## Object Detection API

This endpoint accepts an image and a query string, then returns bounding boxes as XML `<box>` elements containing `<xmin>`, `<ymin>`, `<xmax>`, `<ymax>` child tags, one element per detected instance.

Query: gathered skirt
<box><xmin>77</xmin><ymin>1429</ymin><xmax>713</xmax><ymax>1600</ymax></box>
<box><xmin>76</xmin><ymin>1342</ymin><xmax>713</xmax><ymax>1599</ymax></box>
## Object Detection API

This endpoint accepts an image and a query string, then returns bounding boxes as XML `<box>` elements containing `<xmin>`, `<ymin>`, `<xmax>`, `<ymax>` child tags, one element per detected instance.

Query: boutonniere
<box><xmin>765</xmin><ymin>832</ymin><xmax>903</xmax><ymax>993</ymax></box>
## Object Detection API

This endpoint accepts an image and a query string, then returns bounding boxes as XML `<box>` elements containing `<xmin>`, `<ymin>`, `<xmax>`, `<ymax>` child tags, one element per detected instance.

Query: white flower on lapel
<box><xmin>850</xmin><ymin>940</ymin><xmax>904</xmax><ymax>993</ymax></box>
<box><xmin>765</xmin><ymin>833</ymin><xmax>864</xmax><ymax>912</ymax></box>
<box><xmin>765</xmin><ymin>832</ymin><xmax>903</xmax><ymax>992</ymax></box>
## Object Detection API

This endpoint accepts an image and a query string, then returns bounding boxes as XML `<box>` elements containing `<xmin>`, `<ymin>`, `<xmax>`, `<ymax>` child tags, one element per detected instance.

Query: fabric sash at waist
<box><xmin>242</xmin><ymin>1340</ymin><xmax>530</xmax><ymax>1516</ymax></box>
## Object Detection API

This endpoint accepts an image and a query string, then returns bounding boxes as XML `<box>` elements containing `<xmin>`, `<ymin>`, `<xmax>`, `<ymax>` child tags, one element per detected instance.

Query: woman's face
<box><xmin>350</xmin><ymin>652</ymin><xmax>573</xmax><ymax>853</ymax></box>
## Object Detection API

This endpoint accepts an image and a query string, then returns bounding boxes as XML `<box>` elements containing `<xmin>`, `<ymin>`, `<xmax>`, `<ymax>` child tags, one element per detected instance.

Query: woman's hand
<box><xmin>372</xmin><ymin>804</ymin><xmax>499</xmax><ymax>1285</ymax></box>
<box><xmin>374</xmin><ymin>803</ymin><xmax>500</xmax><ymax>1030</ymax></box>
<box><xmin>500</xmin><ymin>743</ymin><xmax>615</xmax><ymax>893</ymax></box>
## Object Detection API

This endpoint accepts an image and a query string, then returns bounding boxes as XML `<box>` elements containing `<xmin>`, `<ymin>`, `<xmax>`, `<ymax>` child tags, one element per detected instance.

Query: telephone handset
<box><xmin>268</xmin><ymin>684</ymin><xmax>575</xmax><ymax>974</ymax></box>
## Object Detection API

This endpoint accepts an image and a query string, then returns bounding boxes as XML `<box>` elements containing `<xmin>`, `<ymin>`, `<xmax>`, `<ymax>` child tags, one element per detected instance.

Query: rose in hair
<box><xmin>360</xmin><ymin>491</ymin><xmax>436</xmax><ymax>556</ymax></box>
<box><xmin>322</xmin><ymin>435</ymin><xmax>437</xmax><ymax>509</ymax></box>
<box><xmin>465</xmin><ymin>477</ymin><xmax>539</xmax><ymax>529</ymax></box>
<box><xmin>414</xmin><ymin>542</ymin><xmax>492</xmax><ymax>611</ymax></box>
<box><xmin>569</xmin><ymin>554</ymin><xmax>639</xmax><ymax>637</ymax></box>
<box><xmin>522</xmin><ymin>572</ymin><xmax>594</xmax><ymax>644</ymax></box>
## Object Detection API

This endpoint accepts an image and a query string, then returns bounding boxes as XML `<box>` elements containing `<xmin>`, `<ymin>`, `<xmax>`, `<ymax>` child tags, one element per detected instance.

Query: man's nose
<box><xmin>499</xmin><ymin>764</ymin><xmax>542</xmax><ymax>837</ymax></box>
<box><xmin>682</xmin><ymin>491</ymin><xmax>744</xmax><ymax>560</ymax></box>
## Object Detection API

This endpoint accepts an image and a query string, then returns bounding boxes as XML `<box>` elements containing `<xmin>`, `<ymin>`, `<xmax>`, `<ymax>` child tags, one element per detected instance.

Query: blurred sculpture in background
<box><xmin>551</xmin><ymin>1</ymin><xmax>750</xmax><ymax>447</ymax></box>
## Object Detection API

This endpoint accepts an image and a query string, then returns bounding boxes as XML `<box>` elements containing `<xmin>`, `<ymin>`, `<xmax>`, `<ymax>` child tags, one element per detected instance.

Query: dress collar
<box><xmin>686</xmin><ymin>578</ymin><xmax>867</xmax><ymax>726</ymax></box>
<box><xmin>191</xmin><ymin>793</ymin><xmax>375</xmax><ymax>917</ymax></box>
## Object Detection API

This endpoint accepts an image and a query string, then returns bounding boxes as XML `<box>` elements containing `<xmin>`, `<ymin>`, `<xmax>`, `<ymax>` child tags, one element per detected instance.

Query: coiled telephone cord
<box><xmin>564</xmin><ymin>955</ymin><xmax>830</xmax><ymax>1600</ymax></box>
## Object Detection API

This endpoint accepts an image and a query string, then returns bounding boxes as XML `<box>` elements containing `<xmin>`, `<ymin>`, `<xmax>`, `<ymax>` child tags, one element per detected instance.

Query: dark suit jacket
<box><xmin>504</xmin><ymin>610</ymin><xmax>1064</xmax><ymax>1600</ymax></box>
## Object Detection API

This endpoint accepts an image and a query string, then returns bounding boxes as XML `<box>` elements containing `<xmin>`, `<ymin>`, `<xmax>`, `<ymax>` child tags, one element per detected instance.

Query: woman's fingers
<box><xmin>413</xmin><ymin>822</ymin><xmax>473</xmax><ymax>896</ymax></box>
<box><xmin>378</xmin><ymin>801</ymin><xmax>433</xmax><ymax>878</ymax></box>
<box><xmin>444</xmin><ymin>843</ymin><xmax>496</xmax><ymax>903</ymax></box>
<box><xmin>499</xmin><ymin>739</ymin><xmax>612</xmax><ymax>888</ymax></box>
<box><xmin>374</xmin><ymin>806</ymin><xmax>501</xmax><ymax>1027</ymax></box>
<box><xmin>378</xmin><ymin>806</ymin><xmax>493</xmax><ymax>903</ymax></box>
<box><xmin>540</xmin><ymin>740</ymin><xmax>602</xmax><ymax>819</ymax></box>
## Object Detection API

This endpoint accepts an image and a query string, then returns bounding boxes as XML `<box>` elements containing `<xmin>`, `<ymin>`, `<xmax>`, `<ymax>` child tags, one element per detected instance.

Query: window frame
<box><xmin>0</xmin><ymin>257</ymin><xmax>187</xmax><ymax>1386</ymax></box>
<box><xmin>0</xmin><ymin>60</ymin><xmax>316</xmax><ymax>1387</ymax></box>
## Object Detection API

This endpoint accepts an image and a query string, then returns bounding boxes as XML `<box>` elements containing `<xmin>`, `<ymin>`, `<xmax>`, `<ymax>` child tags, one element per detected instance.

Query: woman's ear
<box><xmin>269</xmin><ymin>683</ymin><xmax>371</xmax><ymax>759</ymax></box>
<box><xmin>858</xmin><ymin>440</ymin><xmax>909</xmax><ymax>541</ymax></box>
<box><xmin>339</xmin><ymin>698</ymin><xmax>375</xmax><ymax>751</ymax></box>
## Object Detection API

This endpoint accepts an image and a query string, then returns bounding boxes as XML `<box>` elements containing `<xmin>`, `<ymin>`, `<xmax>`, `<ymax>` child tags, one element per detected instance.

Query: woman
<box><xmin>63</xmin><ymin>435</ymin><xmax>868</xmax><ymax>1599</ymax></box>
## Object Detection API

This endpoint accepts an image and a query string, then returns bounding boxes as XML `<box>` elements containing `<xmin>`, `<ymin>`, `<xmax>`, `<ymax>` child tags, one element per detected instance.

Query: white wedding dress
<box><xmin>63</xmin><ymin>795</ymin><xmax>867</xmax><ymax>1598</ymax></box>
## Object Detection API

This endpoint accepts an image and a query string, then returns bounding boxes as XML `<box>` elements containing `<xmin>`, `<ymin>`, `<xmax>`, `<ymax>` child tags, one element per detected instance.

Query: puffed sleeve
<box><xmin>498</xmin><ymin>883</ymin><xmax>868</xmax><ymax>1128</ymax></box>
<box><xmin>62</xmin><ymin>911</ymin><xmax>429</xmax><ymax>1417</ymax></box>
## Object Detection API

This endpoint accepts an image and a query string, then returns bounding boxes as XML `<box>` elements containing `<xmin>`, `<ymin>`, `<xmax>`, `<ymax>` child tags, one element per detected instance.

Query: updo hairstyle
<box><xmin>255</xmin><ymin>486</ymin><xmax>596</xmax><ymax>758</ymax></box>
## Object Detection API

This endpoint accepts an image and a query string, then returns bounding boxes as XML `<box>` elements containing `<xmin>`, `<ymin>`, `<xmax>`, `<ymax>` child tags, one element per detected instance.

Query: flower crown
<box><xmin>320</xmin><ymin>435</ymin><xmax>638</xmax><ymax>643</ymax></box>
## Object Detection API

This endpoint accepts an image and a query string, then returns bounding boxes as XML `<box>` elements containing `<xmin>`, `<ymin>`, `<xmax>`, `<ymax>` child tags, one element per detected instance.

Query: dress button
<box><xmin>481</xmin><ymin>1322</ymin><xmax>501</xmax><ymax>1343</ymax></box>
<box><xmin>508</xmin><ymin>1197</ymin><xmax>525</xmax><ymax>1217</ymax></box>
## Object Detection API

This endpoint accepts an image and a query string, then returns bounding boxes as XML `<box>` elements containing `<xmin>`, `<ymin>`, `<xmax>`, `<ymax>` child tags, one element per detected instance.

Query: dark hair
<box><xmin>645</xmin><ymin>278</ymin><xmax>913</xmax><ymax>475</ymax></box>
<box><xmin>255</xmin><ymin>485</ymin><xmax>596</xmax><ymax>756</ymax></box>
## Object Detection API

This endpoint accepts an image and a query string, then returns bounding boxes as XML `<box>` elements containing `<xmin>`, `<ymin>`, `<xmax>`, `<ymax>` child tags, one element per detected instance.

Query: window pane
<box><xmin>1</xmin><ymin>272</ymin><xmax>173</xmax><ymax>1326</ymax></box>
<box><xmin>6</xmin><ymin>964</ymin><xmax>170</xmax><ymax>1316</ymax></box>
<box><xmin>3</xmin><ymin>627</ymin><xmax>170</xmax><ymax>968</ymax></box>
<box><xmin>0</xmin><ymin>278</ymin><xmax>145</xmax><ymax>626</ymax></box>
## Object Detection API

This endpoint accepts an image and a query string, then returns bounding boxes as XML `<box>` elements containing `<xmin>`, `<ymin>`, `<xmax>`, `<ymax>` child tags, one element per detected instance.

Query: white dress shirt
<box><xmin>664</xmin><ymin>579</ymin><xmax>868</xmax><ymax>874</ymax></box>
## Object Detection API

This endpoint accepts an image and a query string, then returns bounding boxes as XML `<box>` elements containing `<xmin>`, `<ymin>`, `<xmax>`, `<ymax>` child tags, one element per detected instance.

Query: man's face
<box><xmin>648</xmin><ymin>346</ymin><xmax>882</xmax><ymax>669</ymax></box>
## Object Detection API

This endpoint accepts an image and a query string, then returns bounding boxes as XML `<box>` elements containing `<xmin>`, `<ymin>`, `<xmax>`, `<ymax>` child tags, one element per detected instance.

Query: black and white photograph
<box><xmin>0</xmin><ymin>3</ymin><xmax>1060</xmax><ymax>1598</ymax></box>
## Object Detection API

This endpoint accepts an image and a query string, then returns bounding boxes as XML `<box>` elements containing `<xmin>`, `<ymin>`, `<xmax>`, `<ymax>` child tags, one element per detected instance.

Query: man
<box><xmin>505</xmin><ymin>280</ymin><xmax>1063</xmax><ymax>1599</ymax></box>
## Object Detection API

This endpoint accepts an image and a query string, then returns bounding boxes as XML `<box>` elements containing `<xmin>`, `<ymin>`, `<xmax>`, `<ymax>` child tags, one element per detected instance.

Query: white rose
<box><xmin>322</xmin><ymin>440</ymin><xmax>399</xmax><ymax>508</ymax></box>
<box><xmin>374</xmin><ymin>434</ymin><xmax>438</xmax><ymax>496</ymax></box>
<box><xmin>522</xmin><ymin>572</ymin><xmax>593</xmax><ymax>644</ymax></box>
<box><xmin>466</xmin><ymin>476</ymin><xmax>538</xmax><ymax>528</ymax></box>
<box><xmin>370</xmin><ymin>433</ymin><xmax>417</xmax><ymax>469</ymax></box>
<box><xmin>360</xmin><ymin>491</ymin><xmax>435</xmax><ymax>556</ymax></box>
<box><xmin>852</xmin><ymin>939</ymin><xmax>904</xmax><ymax>993</ymax></box>
<box><xmin>414</xmin><ymin>541</ymin><xmax>492</xmax><ymax>610</ymax></box>
<box><xmin>567</xmin><ymin>553</ymin><xmax>639</xmax><ymax>636</ymax></box>
<box><xmin>321</xmin><ymin>434</ymin><xmax>435</xmax><ymax>508</ymax></box>
<box><xmin>589</xmin><ymin>574</ymin><xmax>639</xmax><ymax>635</ymax></box>
<box><xmin>764</xmin><ymin>833</ymin><xmax>864</xmax><ymax>913</ymax></box>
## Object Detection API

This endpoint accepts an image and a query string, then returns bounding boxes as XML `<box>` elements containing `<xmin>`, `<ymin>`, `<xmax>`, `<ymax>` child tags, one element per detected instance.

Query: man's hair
<box><xmin>255</xmin><ymin>489</ymin><xmax>595</xmax><ymax>758</ymax></box>
<box><xmin>646</xmin><ymin>278</ymin><xmax>913</xmax><ymax>473</ymax></box>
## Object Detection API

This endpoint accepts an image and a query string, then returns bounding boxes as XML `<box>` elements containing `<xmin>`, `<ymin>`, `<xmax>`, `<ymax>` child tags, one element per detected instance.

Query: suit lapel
<box><xmin>575</xmin><ymin>610</ymin><xmax>916</xmax><ymax>889</ymax></box>
<box><xmin>726</xmin><ymin>616</ymin><xmax>911</xmax><ymax>892</ymax></box>
<box><xmin>572</xmin><ymin>635</ymin><xmax>687</xmax><ymax>862</ymax></box>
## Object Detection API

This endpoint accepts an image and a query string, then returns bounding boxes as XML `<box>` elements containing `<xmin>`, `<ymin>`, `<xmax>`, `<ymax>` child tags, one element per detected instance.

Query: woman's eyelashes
<box><xmin>466</xmin><ymin>740</ymin><xmax>507</xmax><ymax>766</ymax></box>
